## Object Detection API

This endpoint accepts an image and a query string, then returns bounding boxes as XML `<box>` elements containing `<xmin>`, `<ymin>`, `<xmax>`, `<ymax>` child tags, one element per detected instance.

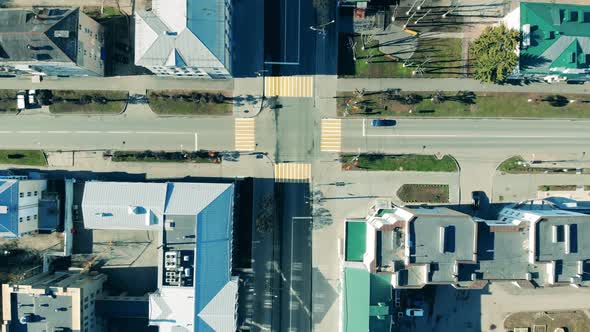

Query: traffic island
<box><xmin>396</xmin><ymin>184</ymin><xmax>450</xmax><ymax>204</ymax></box>
<box><xmin>147</xmin><ymin>90</ymin><xmax>232</xmax><ymax>116</ymax></box>
<box><xmin>109</xmin><ymin>150</ymin><xmax>222</xmax><ymax>164</ymax></box>
<box><xmin>338</xmin><ymin>91</ymin><xmax>590</xmax><ymax>118</ymax></box>
<box><xmin>47</xmin><ymin>90</ymin><xmax>129</xmax><ymax>114</ymax></box>
<box><xmin>0</xmin><ymin>150</ymin><xmax>46</xmax><ymax>166</ymax></box>
<box><xmin>341</xmin><ymin>153</ymin><xmax>459</xmax><ymax>172</ymax></box>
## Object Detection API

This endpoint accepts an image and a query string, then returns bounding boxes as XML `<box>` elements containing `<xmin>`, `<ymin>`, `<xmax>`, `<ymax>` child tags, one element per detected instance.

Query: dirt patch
<box><xmin>396</xmin><ymin>184</ymin><xmax>449</xmax><ymax>203</ymax></box>
<box><xmin>505</xmin><ymin>310</ymin><xmax>590</xmax><ymax>332</ymax></box>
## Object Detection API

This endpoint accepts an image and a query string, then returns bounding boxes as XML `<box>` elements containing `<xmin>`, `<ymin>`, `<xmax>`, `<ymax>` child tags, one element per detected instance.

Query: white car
<box><xmin>405</xmin><ymin>308</ymin><xmax>424</xmax><ymax>317</ymax></box>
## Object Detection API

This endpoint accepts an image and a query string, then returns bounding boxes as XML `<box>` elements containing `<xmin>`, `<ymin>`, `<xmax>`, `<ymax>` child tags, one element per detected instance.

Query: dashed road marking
<box><xmin>274</xmin><ymin>163</ymin><xmax>311</xmax><ymax>183</ymax></box>
<box><xmin>264</xmin><ymin>76</ymin><xmax>313</xmax><ymax>97</ymax></box>
<box><xmin>320</xmin><ymin>119</ymin><xmax>342</xmax><ymax>152</ymax></box>
<box><xmin>235</xmin><ymin>118</ymin><xmax>256</xmax><ymax>151</ymax></box>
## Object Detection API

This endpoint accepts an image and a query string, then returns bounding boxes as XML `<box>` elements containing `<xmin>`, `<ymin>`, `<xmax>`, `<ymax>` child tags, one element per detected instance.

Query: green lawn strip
<box><xmin>0</xmin><ymin>90</ymin><xmax>21</xmax><ymax>113</ymax></box>
<box><xmin>338</xmin><ymin>91</ymin><xmax>590</xmax><ymax>118</ymax></box>
<box><xmin>0</xmin><ymin>150</ymin><xmax>46</xmax><ymax>166</ymax></box>
<box><xmin>396</xmin><ymin>184</ymin><xmax>449</xmax><ymax>203</ymax></box>
<box><xmin>111</xmin><ymin>150</ymin><xmax>221</xmax><ymax>163</ymax></box>
<box><xmin>342</xmin><ymin>154</ymin><xmax>458</xmax><ymax>172</ymax></box>
<box><xmin>83</xmin><ymin>6</ymin><xmax>124</xmax><ymax>19</ymax></box>
<box><xmin>49</xmin><ymin>90</ymin><xmax>128</xmax><ymax>114</ymax></box>
<box><xmin>339</xmin><ymin>36</ymin><xmax>463</xmax><ymax>78</ymax></box>
<box><xmin>147</xmin><ymin>90</ymin><xmax>232</xmax><ymax>115</ymax></box>
<box><xmin>538</xmin><ymin>185</ymin><xmax>578</xmax><ymax>191</ymax></box>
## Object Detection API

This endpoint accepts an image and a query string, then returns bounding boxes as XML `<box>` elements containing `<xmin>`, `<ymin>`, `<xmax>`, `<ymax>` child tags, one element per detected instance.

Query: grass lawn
<box><xmin>49</xmin><ymin>90</ymin><xmax>128</xmax><ymax>114</ymax></box>
<box><xmin>338</xmin><ymin>91</ymin><xmax>590</xmax><ymax>118</ymax></box>
<box><xmin>341</xmin><ymin>154</ymin><xmax>458</xmax><ymax>172</ymax></box>
<box><xmin>396</xmin><ymin>184</ymin><xmax>449</xmax><ymax>203</ymax></box>
<box><xmin>83</xmin><ymin>6</ymin><xmax>124</xmax><ymax>19</ymax></box>
<box><xmin>338</xmin><ymin>35</ymin><xmax>463</xmax><ymax>78</ymax></box>
<box><xmin>0</xmin><ymin>150</ymin><xmax>46</xmax><ymax>166</ymax></box>
<box><xmin>111</xmin><ymin>150</ymin><xmax>220</xmax><ymax>163</ymax></box>
<box><xmin>538</xmin><ymin>185</ymin><xmax>578</xmax><ymax>191</ymax></box>
<box><xmin>0</xmin><ymin>90</ymin><xmax>20</xmax><ymax>113</ymax></box>
<box><xmin>147</xmin><ymin>90</ymin><xmax>232</xmax><ymax>116</ymax></box>
<box><xmin>505</xmin><ymin>311</ymin><xmax>590</xmax><ymax>332</ymax></box>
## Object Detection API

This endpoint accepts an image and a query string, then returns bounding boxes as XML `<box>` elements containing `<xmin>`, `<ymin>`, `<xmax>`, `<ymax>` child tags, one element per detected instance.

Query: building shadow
<box><xmin>311</xmin><ymin>267</ymin><xmax>339</xmax><ymax>326</ymax></box>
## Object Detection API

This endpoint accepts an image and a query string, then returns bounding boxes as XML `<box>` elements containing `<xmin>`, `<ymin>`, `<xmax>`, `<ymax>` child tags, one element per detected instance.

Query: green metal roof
<box><xmin>343</xmin><ymin>268</ymin><xmax>370</xmax><ymax>332</ymax></box>
<box><xmin>345</xmin><ymin>221</ymin><xmax>367</xmax><ymax>261</ymax></box>
<box><xmin>520</xmin><ymin>2</ymin><xmax>590</xmax><ymax>75</ymax></box>
<box><xmin>343</xmin><ymin>268</ymin><xmax>392</xmax><ymax>332</ymax></box>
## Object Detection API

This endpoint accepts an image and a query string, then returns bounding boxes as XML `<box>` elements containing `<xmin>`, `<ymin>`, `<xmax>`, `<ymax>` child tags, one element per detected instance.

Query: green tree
<box><xmin>470</xmin><ymin>25</ymin><xmax>519</xmax><ymax>83</ymax></box>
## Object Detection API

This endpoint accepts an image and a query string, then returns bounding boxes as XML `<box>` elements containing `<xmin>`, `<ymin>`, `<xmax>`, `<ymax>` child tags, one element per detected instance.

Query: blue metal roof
<box><xmin>186</xmin><ymin>0</ymin><xmax>227</xmax><ymax>66</ymax></box>
<box><xmin>194</xmin><ymin>185</ymin><xmax>234</xmax><ymax>332</ymax></box>
<box><xmin>0</xmin><ymin>181</ymin><xmax>19</xmax><ymax>237</ymax></box>
<box><xmin>174</xmin><ymin>49</ymin><xmax>187</xmax><ymax>67</ymax></box>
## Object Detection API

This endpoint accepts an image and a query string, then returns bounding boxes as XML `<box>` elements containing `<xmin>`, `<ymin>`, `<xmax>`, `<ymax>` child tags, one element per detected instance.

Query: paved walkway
<box><xmin>337</xmin><ymin>78</ymin><xmax>590</xmax><ymax>94</ymax></box>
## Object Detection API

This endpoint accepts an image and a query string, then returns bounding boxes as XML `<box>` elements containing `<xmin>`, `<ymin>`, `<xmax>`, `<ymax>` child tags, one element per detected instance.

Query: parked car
<box><xmin>405</xmin><ymin>308</ymin><xmax>424</xmax><ymax>317</ymax></box>
<box><xmin>472</xmin><ymin>191</ymin><xmax>483</xmax><ymax>210</ymax></box>
<box><xmin>372</xmin><ymin>119</ymin><xmax>396</xmax><ymax>127</ymax></box>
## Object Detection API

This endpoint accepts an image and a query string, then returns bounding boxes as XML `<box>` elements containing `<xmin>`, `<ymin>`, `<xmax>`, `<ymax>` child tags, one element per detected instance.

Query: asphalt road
<box><xmin>277</xmin><ymin>182</ymin><xmax>312</xmax><ymax>332</ymax></box>
<box><xmin>342</xmin><ymin>118</ymin><xmax>590</xmax><ymax>158</ymax></box>
<box><xmin>0</xmin><ymin>112</ymin><xmax>235</xmax><ymax>151</ymax></box>
<box><xmin>275</xmin><ymin>98</ymin><xmax>319</xmax><ymax>162</ymax></box>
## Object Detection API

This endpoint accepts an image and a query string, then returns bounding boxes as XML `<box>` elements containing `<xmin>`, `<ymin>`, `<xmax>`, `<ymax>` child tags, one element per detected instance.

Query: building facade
<box><xmin>0</xmin><ymin>176</ymin><xmax>48</xmax><ymax>238</ymax></box>
<box><xmin>81</xmin><ymin>181</ymin><xmax>238</xmax><ymax>332</ymax></box>
<box><xmin>0</xmin><ymin>8</ymin><xmax>105</xmax><ymax>77</ymax></box>
<box><xmin>1</xmin><ymin>271</ymin><xmax>108</xmax><ymax>332</ymax></box>
<box><xmin>134</xmin><ymin>0</ymin><xmax>232</xmax><ymax>78</ymax></box>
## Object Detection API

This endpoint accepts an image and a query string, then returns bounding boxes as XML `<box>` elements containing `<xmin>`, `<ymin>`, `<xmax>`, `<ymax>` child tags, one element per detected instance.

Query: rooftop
<box><xmin>345</xmin><ymin>221</ymin><xmax>367</xmax><ymax>262</ymax></box>
<box><xmin>342</xmin><ymin>268</ymin><xmax>392</xmax><ymax>332</ymax></box>
<box><xmin>519</xmin><ymin>2</ymin><xmax>590</xmax><ymax>76</ymax></box>
<box><xmin>135</xmin><ymin>0</ymin><xmax>229</xmax><ymax>71</ymax></box>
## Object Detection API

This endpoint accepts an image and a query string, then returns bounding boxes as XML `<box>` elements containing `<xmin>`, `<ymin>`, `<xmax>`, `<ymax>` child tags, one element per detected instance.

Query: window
<box><xmin>34</xmin><ymin>215</ymin><xmax>37</xmax><ymax>220</ymax></box>
<box><xmin>34</xmin><ymin>191</ymin><xmax>38</xmax><ymax>196</ymax></box>
<box><xmin>19</xmin><ymin>217</ymin><xmax>23</xmax><ymax>223</ymax></box>
<box><xmin>19</xmin><ymin>193</ymin><xmax>24</xmax><ymax>198</ymax></box>
<box><xmin>84</xmin><ymin>296</ymin><xmax>89</xmax><ymax>302</ymax></box>
<box><xmin>26</xmin><ymin>216</ymin><xmax>30</xmax><ymax>221</ymax></box>
<box><xmin>27</xmin><ymin>192</ymin><xmax>31</xmax><ymax>197</ymax></box>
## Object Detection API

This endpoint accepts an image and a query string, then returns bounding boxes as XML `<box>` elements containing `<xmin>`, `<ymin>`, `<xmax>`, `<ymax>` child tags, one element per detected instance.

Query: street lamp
<box><xmin>309</xmin><ymin>19</ymin><xmax>335</xmax><ymax>35</ymax></box>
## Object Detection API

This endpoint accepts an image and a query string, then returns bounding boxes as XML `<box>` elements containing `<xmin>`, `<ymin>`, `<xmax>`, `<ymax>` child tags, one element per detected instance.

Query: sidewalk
<box><xmin>337</xmin><ymin>78</ymin><xmax>590</xmax><ymax>94</ymax></box>
<box><xmin>0</xmin><ymin>75</ymin><xmax>234</xmax><ymax>95</ymax></box>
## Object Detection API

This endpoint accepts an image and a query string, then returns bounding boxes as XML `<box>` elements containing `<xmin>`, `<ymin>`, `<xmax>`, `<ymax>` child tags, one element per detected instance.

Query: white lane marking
<box><xmin>47</xmin><ymin>131</ymin><xmax>71</xmax><ymax>134</ymax></box>
<box><xmin>17</xmin><ymin>131</ymin><xmax>40</xmax><ymax>134</ymax></box>
<box><xmin>364</xmin><ymin>134</ymin><xmax>588</xmax><ymax>138</ymax></box>
<box><xmin>194</xmin><ymin>133</ymin><xmax>198</xmax><ymax>151</ymax></box>
<box><xmin>362</xmin><ymin>118</ymin><xmax>366</xmax><ymax>137</ymax></box>
<box><xmin>106</xmin><ymin>131</ymin><xmax>131</xmax><ymax>134</ymax></box>
<box><xmin>0</xmin><ymin>131</ymin><xmax>12</xmax><ymax>134</ymax></box>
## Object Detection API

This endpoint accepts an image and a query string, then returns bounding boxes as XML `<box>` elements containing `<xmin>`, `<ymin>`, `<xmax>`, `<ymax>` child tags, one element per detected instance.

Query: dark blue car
<box><xmin>372</xmin><ymin>119</ymin><xmax>397</xmax><ymax>127</ymax></box>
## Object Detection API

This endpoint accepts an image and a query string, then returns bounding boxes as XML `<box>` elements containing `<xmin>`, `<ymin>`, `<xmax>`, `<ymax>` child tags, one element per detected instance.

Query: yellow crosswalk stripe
<box><xmin>235</xmin><ymin>118</ymin><xmax>256</xmax><ymax>151</ymax></box>
<box><xmin>274</xmin><ymin>163</ymin><xmax>311</xmax><ymax>183</ymax></box>
<box><xmin>320</xmin><ymin>119</ymin><xmax>342</xmax><ymax>152</ymax></box>
<box><xmin>264</xmin><ymin>76</ymin><xmax>314</xmax><ymax>97</ymax></box>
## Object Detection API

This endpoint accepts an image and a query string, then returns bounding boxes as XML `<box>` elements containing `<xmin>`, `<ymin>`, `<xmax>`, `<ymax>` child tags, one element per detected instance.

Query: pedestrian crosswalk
<box><xmin>320</xmin><ymin>119</ymin><xmax>342</xmax><ymax>152</ymax></box>
<box><xmin>234</xmin><ymin>118</ymin><xmax>256</xmax><ymax>151</ymax></box>
<box><xmin>264</xmin><ymin>76</ymin><xmax>314</xmax><ymax>97</ymax></box>
<box><xmin>274</xmin><ymin>163</ymin><xmax>311</xmax><ymax>183</ymax></box>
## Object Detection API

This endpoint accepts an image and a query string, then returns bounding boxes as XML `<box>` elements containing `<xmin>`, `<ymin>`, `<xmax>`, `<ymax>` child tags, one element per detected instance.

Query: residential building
<box><xmin>1</xmin><ymin>271</ymin><xmax>108</xmax><ymax>332</ymax></box>
<box><xmin>134</xmin><ymin>0</ymin><xmax>232</xmax><ymax>78</ymax></box>
<box><xmin>504</xmin><ymin>2</ymin><xmax>590</xmax><ymax>79</ymax></box>
<box><xmin>0</xmin><ymin>176</ymin><xmax>49</xmax><ymax>238</ymax></box>
<box><xmin>0</xmin><ymin>8</ymin><xmax>105</xmax><ymax>77</ymax></box>
<box><xmin>341</xmin><ymin>198</ymin><xmax>590</xmax><ymax>331</ymax></box>
<box><xmin>81</xmin><ymin>181</ymin><xmax>238</xmax><ymax>332</ymax></box>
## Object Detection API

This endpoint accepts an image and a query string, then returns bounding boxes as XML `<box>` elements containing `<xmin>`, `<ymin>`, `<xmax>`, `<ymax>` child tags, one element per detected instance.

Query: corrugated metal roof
<box><xmin>0</xmin><ymin>180</ymin><xmax>18</xmax><ymax>237</ymax></box>
<box><xmin>149</xmin><ymin>287</ymin><xmax>195</xmax><ymax>332</ymax></box>
<box><xmin>81</xmin><ymin>181</ymin><xmax>167</xmax><ymax>230</ymax></box>
<box><xmin>134</xmin><ymin>0</ymin><xmax>229</xmax><ymax>70</ymax></box>
<box><xmin>164</xmin><ymin>182</ymin><xmax>232</xmax><ymax>216</ymax></box>
<box><xmin>197</xmin><ymin>279</ymin><xmax>238</xmax><ymax>332</ymax></box>
<box><xmin>194</xmin><ymin>185</ymin><xmax>236</xmax><ymax>332</ymax></box>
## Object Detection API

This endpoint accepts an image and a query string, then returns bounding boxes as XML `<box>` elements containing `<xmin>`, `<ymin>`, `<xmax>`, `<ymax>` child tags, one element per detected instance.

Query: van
<box><xmin>17</xmin><ymin>91</ymin><xmax>26</xmax><ymax>110</ymax></box>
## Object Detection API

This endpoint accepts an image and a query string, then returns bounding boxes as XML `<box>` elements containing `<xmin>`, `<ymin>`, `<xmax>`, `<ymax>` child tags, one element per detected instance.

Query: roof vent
<box><xmin>165</xmin><ymin>31</ymin><xmax>177</xmax><ymax>36</ymax></box>
<box><xmin>128</xmin><ymin>206</ymin><xmax>146</xmax><ymax>215</ymax></box>
<box><xmin>0</xmin><ymin>206</ymin><xmax>7</xmax><ymax>214</ymax></box>
<box><xmin>53</xmin><ymin>30</ymin><xmax>70</xmax><ymax>38</ymax></box>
